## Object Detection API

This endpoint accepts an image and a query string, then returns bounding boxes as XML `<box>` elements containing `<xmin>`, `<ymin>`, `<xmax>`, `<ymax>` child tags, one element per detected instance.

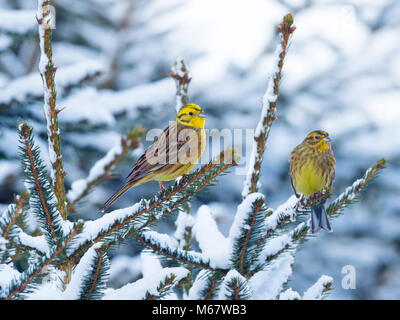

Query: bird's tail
<box><xmin>311</xmin><ymin>204</ymin><xmax>332</xmax><ymax>234</ymax></box>
<box><xmin>99</xmin><ymin>183</ymin><xmax>132</xmax><ymax>213</ymax></box>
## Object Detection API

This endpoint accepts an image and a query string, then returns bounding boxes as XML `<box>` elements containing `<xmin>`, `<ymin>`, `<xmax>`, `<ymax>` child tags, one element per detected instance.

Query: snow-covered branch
<box><xmin>37</xmin><ymin>0</ymin><xmax>67</xmax><ymax>219</ymax></box>
<box><xmin>2</xmin><ymin>222</ymin><xmax>83</xmax><ymax>300</ymax></box>
<box><xmin>65</xmin><ymin>148</ymin><xmax>239</xmax><ymax>266</ymax></box>
<box><xmin>242</xmin><ymin>14</ymin><xmax>295</xmax><ymax>198</ymax></box>
<box><xmin>303</xmin><ymin>275</ymin><xmax>333</xmax><ymax>300</ymax></box>
<box><xmin>169</xmin><ymin>58</ymin><xmax>192</xmax><ymax>113</ymax></box>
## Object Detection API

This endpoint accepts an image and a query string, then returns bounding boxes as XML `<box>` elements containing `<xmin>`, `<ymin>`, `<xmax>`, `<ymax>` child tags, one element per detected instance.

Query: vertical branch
<box><xmin>242</xmin><ymin>14</ymin><xmax>296</xmax><ymax>198</ymax></box>
<box><xmin>169</xmin><ymin>58</ymin><xmax>192</xmax><ymax>113</ymax></box>
<box><xmin>37</xmin><ymin>0</ymin><xmax>67</xmax><ymax>219</ymax></box>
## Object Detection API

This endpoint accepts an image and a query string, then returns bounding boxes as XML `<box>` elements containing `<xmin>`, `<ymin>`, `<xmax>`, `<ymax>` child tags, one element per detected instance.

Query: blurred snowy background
<box><xmin>1</xmin><ymin>0</ymin><xmax>399</xmax><ymax>299</ymax></box>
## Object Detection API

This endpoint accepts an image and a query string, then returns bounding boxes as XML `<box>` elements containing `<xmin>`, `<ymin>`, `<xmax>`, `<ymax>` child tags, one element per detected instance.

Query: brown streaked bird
<box><xmin>99</xmin><ymin>104</ymin><xmax>206</xmax><ymax>213</ymax></box>
<box><xmin>289</xmin><ymin>130</ymin><xmax>336</xmax><ymax>233</ymax></box>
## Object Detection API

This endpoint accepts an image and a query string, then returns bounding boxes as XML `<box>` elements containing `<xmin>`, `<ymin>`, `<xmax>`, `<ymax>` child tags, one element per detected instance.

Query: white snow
<box><xmin>103</xmin><ymin>253</ymin><xmax>188</xmax><ymax>300</ymax></box>
<box><xmin>279</xmin><ymin>288</ymin><xmax>301</xmax><ymax>300</ymax></box>
<box><xmin>67</xmin><ymin>202</ymin><xmax>142</xmax><ymax>255</ymax></box>
<box><xmin>174</xmin><ymin>211</ymin><xmax>194</xmax><ymax>247</ymax></box>
<box><xmin>218</xmin><ymin>269</ymin><xmax>250</xmax><ymax>299</ymax></box>
<box><xmin>15</xmin><ymin>228</ymin><xmax>50</xmax><ymax>255</ymax></box>
<box><xmin>63</xmin><ymin>243</ymin><xmax>103</xmax><ymax>299</ymax></box>
<box><xmin>228</xmin><ymin>193</ymin><xmax>265</xmax><ymax>248</ymax></box>
<box><xmin>303</xmin><ymin>275</ymin><xmax>333</xmax><ymax>300</ymax></box>
<box><xmin>257</xmin><ymin>233</ymin><xmax>292</xmax><ymax>265</ymax></box>
<box><xmin>0</xmin><ymin>264</ymin><xmax>21</xmax><ymax>296</ymax></box>
<box><xmin>192</xmin><ymin>205</ymin><xmax>230</xmax><ymax>269</ymax></box>
<box><xmin>264</xmin><ymin>195</ymin><xmax>298</xmax><ymax>232</ymax></box>
<box><xmin>185</xmin><ymin>269</ymin><xmax>209</xmax><ymax>300</ymax></box>
<box><xmin>249</xmin><ymin>253</ymin><xmax>294</xmax><ymax>299</ymax></box>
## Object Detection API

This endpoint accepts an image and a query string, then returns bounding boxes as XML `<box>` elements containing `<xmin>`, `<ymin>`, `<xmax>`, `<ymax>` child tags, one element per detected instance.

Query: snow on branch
<box><xmin>66</xmin><ymin>148</ymin><xmax>239</xmax><ymax>265</ymax></box>
<box><xmin>37</xmin><ymin>0</ymin><xmax>67</xmax><ymax>219</ymax></box>
<box><xmin>174</xmin><ymin>211</ymin><xmax>194</xmax><ymax>250</ymax></box>
<box><xmin>192</xmin><ymin>205</ymin><xmax>230</xmax><ymax>269</ymax></box>
<box><xmin>229</xmin><ymin>193</ymin><xmax>268</xmax><ymax>276</ymax></box>
<box><xmin>242</xmin><ymin>14</ymin><xmax>295</xmax><ymax>198</ymax></box>
<box><xmin>279</xmin><ymin>288</ymin><xmax>301</xmax><ymax>300</ymax></box>
<box><xmin>303</xmin><ymin>275</ymin><xmax>333</xmax><ymax>300</ymax></box>
<box><xmin>66</xmin><ymin>126</ymin><xmax>144</xmax><ymax>212</ymax></box>
<box><xmin>1</xmin><ymin>222</ymin><xmax>83</xmax><ymax>300</ymax></box>
<box><xmin>326</xmin><ymin>158</ymin><xmax>387</xmax><ymax>217</ymax></box>
<box><xmin>63</xmin><ymin>243</ymin><xmax>110</xmax><ymax>300</ymax></box>
<box><xmin>218</xmin><ymin>269</ymin><xmax>252</xmax><ymax>300</ymax></box>
<box><xmin>253</xmin><ymin>158</ymin><xmax>387</xmax><ymax>270</ymax></box>
<box><xmin>249</xmin><ymin>252</ymin><xmax>294</xmax><ymax>299</ymax></box>
<box><xmin>133</xmin><ymin>230</ymin><xmax>215</xmax><ymax>272</ymax></box>
<box><xmin>169</xmin><ymin>58</ymin><xmax>192</xmax><ymax>113</ymax></box>
<box><xmin>103</xmin><ymin>254</ymin><xmax>188</xmax><ymax>300</ymax></box>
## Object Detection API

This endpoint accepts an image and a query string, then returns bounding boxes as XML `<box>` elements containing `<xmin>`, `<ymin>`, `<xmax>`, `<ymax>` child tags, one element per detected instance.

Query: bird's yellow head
<box><xmin>176</xmin><ymin>104</ymin><xmax>206</xmax><ymax>128</ymax></box>
<box><xmin>303</xmin><ymin>130</ymin><xmax>331</xmax><ymax>152</ymax></box>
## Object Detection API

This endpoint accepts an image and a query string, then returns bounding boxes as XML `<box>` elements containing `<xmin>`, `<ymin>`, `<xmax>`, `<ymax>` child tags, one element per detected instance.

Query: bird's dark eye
<box><xmin>314</xmin><ymin>136</ymin><xmax>320</xmax><ymax>139</ymax></box>
<box><xmin>189</xmin><ymin>112</ymin><xmax>194</xmax><ymax>116</ymax></box>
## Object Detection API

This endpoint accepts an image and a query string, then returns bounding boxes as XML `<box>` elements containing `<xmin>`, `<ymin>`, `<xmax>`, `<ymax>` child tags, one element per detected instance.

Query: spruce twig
<box><xmin>3</xmin><ymin>223</ymin><xmax>83</xmax><ymax>300</ymax></box>
<box><xmin>0</xmin><ymin>194</ymin><xmax>27</xmax><ymax>240</ymax></box>
<box><xmin>65</xmin><ymin>148</ymin><xmax>239</xmax><ymax>266</ymax></box>
<box><xmin>169</xmin><ymin>58</ymin><xmax>192</xmax><ymax>113</ymax></box>
<box><xmin>252</xmin><ymin>158</ymin><xmax>387</xmax><ymax>272</ymax></box>
<box><xmin>79</xmin><ymin>245</ymin><xmax>110</xmax><ymax>300</ymax></box>
<box><xmin>133</xmin><ymin>231</ymin><xmax>218</xmax><ymax>272</ymax></box>
<box><xmin>18</xmin><ymin>123</ymin><xmax>65</xmax><ymax>246</ymax></box>
<box><xmin>37</xmin><ymin>0</ymin><xmax>67</xmax><ymax>219</ymax></box>
<box><xmin>242</xmin><ymin>14</ymin><xmax>296</xmax><ymax>198</ymax></box>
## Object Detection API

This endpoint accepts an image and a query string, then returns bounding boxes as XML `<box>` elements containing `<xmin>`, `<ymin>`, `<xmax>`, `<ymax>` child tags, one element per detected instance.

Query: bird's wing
<box><xmin>290</xmin><ymin>176</ymin><xmax>300</xmax><ymax>198</ymax></box>
<box><xmin>125</xmin><ymin>121</ymin><xmax>192</xmax><ymax>183</ymax></box>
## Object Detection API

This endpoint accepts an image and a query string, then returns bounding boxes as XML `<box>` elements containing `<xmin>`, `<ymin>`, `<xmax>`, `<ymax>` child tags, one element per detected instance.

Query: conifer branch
<box><xmin>303</xmin><ymin>275</ymin><xmax>333</xmax><ymax>300</ymax></box>
<box><xmin>145</xmin><ymin>274</ymin><xmax>180</xmax><ymax>300</ymax></box>
<box><xmin>79</xmin><ymin>245</ymin><xmax>110</xmax><ymax>300</ymax></box>
<box><xmin>229</xmin><ymin>193</ymin><xmax>267</xmax><ymax>276</ymax></box>
<box><xmin>169</xmin><ymin>58</ymin><xmax>192</xmax><ymax>113</ymax></box>
<box><xmin>252</xmin><ymin>158</ymin><xmax>386</xmax><ymax>271</ymax></box>
<box><xmin>218</xmin><ymin>270</ymin><xmax>252</xmax><ymax>300</ymax></box>
<box><xmin>66</xmin><ymin>148</ymin><xmax>238</xmax><ymax>264</ymax></box>
<box><xmin>133</xmin><ymin>231</ymin><xmax>218</xmax><ymax>272</ymax></box>
<box><xmin>18</xmin><ymin>123</ymin><xmax>65</xmax><ymax>246</ymax></box>
<box><xmin>200</xmin><ymin>273</ymin><xmax>224</xmax><ymax>300</ymax></box>
<box><xmin>67</xmin><ymin>127</ymin><xmax>144</xmax><ymax>212</ymax></box>
<box><xmin>326</xmin><ymin>158</ymin><xmax>386</xmax><ymax>217</ymax></box>
<box><xmin>0</xmin><ymin>195</ymin><xmax>27</xmax><ymax>240</ymax></box>
<box><xmin>3</xmin><ymin>223</ymin><xmax>83</xmax><ymax>300</ymax></box>
<box><xmin>242</xmin><ymin>14</ymin><xmax>295</xmax><ymax>198</ymax></box>
<box><xmin>37</xmin><ymin>0</ymin><xmax>67</xmax><ymax>219</ymax></box>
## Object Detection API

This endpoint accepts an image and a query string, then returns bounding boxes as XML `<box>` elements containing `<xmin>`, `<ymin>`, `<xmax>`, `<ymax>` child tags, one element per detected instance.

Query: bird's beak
<box><xmin>323</xmin><ymin>136</ymin><xmax>331</xmax><ymax>142</ymax></box>
<box><xmin>198</xmin><ymin>111</ymin><xmax>207</xmax><ymax>118</ymax></box>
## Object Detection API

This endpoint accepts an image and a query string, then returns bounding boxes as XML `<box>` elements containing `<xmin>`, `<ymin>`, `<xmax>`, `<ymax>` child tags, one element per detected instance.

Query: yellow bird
<box><xmin>289</xmin><ymin>130</ymin><xmax>336</xmax><ymax>233</ymax></box>
<box><xmin>99</xmin><ymin>104</ymin><xmax>206</xmax><ymax>212</ymax></box>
